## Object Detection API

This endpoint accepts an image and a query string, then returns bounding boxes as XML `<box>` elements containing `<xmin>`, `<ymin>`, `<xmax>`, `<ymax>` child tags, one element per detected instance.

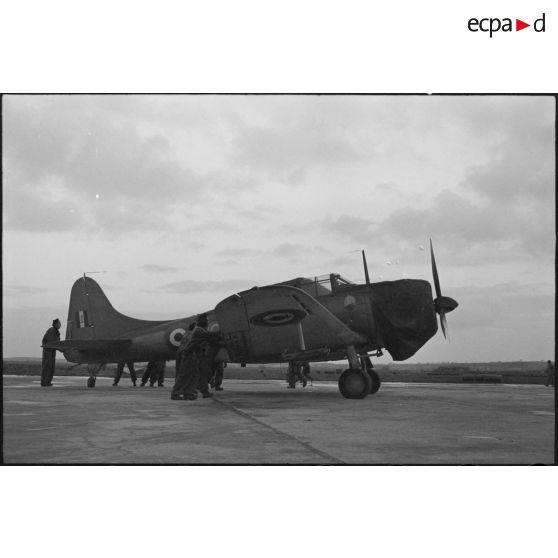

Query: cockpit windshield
<box><xmin>331</xmin><ymin>274</ymin><xmax>355</xmax><ymax>288</ymax></box>
<box><xmin>275</xmin><ymin>274</ymin><xmax>355</xmax><ymax>297</ymax></box>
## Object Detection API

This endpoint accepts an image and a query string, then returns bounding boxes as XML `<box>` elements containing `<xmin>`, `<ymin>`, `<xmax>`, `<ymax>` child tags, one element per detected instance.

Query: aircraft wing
<box><xmin>215</xmin><ymin>285</ymin><xmax>367</xmax><ymax>362</ymax></box>
<box><xmin>42</xmin><ymin>339</ymin><xmax>132</xmax><ymax>351</ymax></box>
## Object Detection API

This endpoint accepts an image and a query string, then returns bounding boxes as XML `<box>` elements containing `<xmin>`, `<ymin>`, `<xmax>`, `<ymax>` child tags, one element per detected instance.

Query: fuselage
<box><xmin>60</xmin><ymin>274</ymin><xmax>438</xmax><ymax>365</ymax></box>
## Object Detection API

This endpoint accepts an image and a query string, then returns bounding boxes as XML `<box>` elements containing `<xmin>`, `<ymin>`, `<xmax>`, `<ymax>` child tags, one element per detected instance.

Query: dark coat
<box><xmin>42</xmin><ymin>326</ymin><xmax>60</xmax><ymax>348</ymax></box>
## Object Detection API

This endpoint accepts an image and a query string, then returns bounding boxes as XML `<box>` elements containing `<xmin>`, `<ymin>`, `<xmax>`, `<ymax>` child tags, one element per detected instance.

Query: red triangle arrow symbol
<box><xmin>516</xmin><ymin>19</ymin><xmax>530</xmax><ymax>31</ymax></box>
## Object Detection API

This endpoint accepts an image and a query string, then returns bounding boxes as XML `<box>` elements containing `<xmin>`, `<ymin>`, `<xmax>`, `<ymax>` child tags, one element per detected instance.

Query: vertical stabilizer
<box><xmin>65</xmin><ymin>276</ymin><xmax>167</xmax><ymax>341</ymax></box>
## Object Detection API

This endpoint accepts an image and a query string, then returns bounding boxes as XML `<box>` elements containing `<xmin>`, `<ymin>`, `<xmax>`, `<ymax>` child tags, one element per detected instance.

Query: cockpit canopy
<box><xmin>275</xmin><ymin>274</ymin><xmax>355</xmax><ymax>297</ymax></box>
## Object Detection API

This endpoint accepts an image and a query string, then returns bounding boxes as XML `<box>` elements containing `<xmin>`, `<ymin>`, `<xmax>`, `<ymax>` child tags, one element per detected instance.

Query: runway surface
<box><xmin>2</xmin><ymin>376</ymin><xmax>554</xmax><ymax>464</ymax></box>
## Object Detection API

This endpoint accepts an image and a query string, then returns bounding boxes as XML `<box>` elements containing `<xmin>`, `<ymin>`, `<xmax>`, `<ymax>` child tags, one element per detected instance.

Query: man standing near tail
<box><xmin>41</xmin><ymin>318</ymin><xmax>61</xmax><ymax>386</ymax></box>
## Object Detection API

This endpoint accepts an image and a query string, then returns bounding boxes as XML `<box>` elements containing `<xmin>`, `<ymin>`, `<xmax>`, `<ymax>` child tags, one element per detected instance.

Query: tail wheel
<box><xmin>367</xmin><ymin>369</ymin><xmax>381</xmax><ymax>394</ymax></box>
<box><xmin>338</xmin><ymin>368</ymin><xmax>371</xmax><ymax>399</ymax></box>
<box><xmin>87</xmin><ymin>377</ymin><xmax>96</xmax><ymax>388</ymax></box>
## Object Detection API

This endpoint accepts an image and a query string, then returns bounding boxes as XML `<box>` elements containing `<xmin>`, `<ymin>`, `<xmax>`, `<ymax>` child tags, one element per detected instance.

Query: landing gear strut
<box><xmin>362</xmin><ymin>355</ymin><xmax>381</xmax><ymax>394</ymax></box>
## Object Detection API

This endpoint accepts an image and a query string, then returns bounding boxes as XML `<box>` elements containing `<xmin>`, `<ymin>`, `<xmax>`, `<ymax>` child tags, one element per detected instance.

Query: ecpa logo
<box><xmin>468</xmin><ymin>12</ymin><xmax>546</xmax><ymax>37</ymax></box>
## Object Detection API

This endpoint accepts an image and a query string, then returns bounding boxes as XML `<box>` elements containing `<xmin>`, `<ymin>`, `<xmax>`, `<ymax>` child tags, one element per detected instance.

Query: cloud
<box><xmin>375</xmin><ymin>181</ymin><xmax>402</xmax><ymax>194</ymax></box>
<box><xmin>3</xmin><ymin>306</ymin><xmax>65</xmax><ymax>358</ymax></box>
<box><xmin>159</xmin><ymin>279</ymin><xmax>256</xmax><ymax>294</ymax></box>
<box><xmin>140</xmin><ymin>264</ymin><xmax>180</xmax><ymax>273</ymax></box>
<box><xmin>4</xmin><ymin>285</ymin><xmax>49</xmax><ymax>296</ymax></box>
<box><xmin>319</xmin><ymin>215</ymin><xmax>376</xmax><ymax>244</ymax></box>
<box><xmin>270</xmin><ymin>242</ymin><xmax>330</xmax><ymax>263</ymax></box>
<box><xmin>232</xmin><ymin>110</ymin><xmax>361</xmax><ymax>183</ymax></box>
<box><xmin>185</xmin><ymin>220</ymin><xmax>241</xmax><ymax>234</ymax></box>
<box><xmin>3</xmin><ymin>97</ymin><xmax>223</xmax><ymax>235</ymax></box>
<box><xmin>460</xmin><ymin>136</ymin><xmax>553</xmax><ymax>207</ymax></box>
<box><xmin>446</xmin><ymin>96</ymin><xmax>554</xmax><ymax>143</ymax></box>
<box><xmin>214</xmin><ymin>244</ymin><xmax>330</xmax><ymax>266</ymax></box>
<box><xmin>339</xmin><ymin>97</ymin><xmax>555</xmax><ymax>264</ymax></box>
<box><xmin>235</xmin><ymin>125</ymin><xmax>358</xmax><ymax>168</ymax></box>
<box><xmin>235</xmin><ymin>205</ymin><xmax>278</xmax><ymax>221</ymax></box>
<box><xmin>449</xmin><ymin>282</ymin><xmax>554</xmax><ymax>331</ymax></box>
<box><xmin>220</xmin><ymin>258</ymin><xmax>242</xmax><ymax>266</ymax></box>
<box><xmin>3</xmin><ymin>187</ymin><xmax>85</xmax><ymax>232</ymax></box>
<box><xmin>216</xmin><ymin>248</ymin><xmax>261</xmax><ymax>258</ymax></box>
<box><xmin>378</xmin><ymin>183</ymin><xmax>553</xmax><ymax>262</ymax></box>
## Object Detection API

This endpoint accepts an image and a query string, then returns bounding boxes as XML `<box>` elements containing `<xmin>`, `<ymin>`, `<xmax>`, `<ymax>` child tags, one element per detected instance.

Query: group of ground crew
<box><xmin>171</xmin><ymin>313</ymin><xmax>227</xmax><ymax>401</ymax></box>
<box><xmin>111</xmin><ymin>360</ymin><xmax>167</xmax><ymax>387</ymax></box>
<box><xmin>107</xmin><ymin>313</ymin><xmax>227</xmax><ymax>400</ymax></box>
<box><xmin>40</xmin><ymin>313</ymin><xmax>227</xmax><ymax>396</ymax></box>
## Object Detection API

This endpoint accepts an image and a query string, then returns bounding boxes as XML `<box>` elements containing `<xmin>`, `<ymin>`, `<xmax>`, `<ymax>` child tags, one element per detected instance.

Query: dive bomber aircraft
<box><xmin>43</xmin><ymin>241</ymin><xmax>458</xmax><ymax>398</ymax></box>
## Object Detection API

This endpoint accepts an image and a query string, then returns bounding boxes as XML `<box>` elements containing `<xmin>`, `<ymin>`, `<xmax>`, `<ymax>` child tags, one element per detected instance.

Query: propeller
<box><xmin>361</xmin><ymin>250</ymin><xmax>383</xmax><ymax>348</ymax></box>
<box><xmin>429</xmin><ymin>239</ymin><xmax>458</xmax><ymax>339</ymax></box>
<box><xmin>362</xmin><ymin>250</ymin><xmax>371</xmax><ymax>286</ymax></box>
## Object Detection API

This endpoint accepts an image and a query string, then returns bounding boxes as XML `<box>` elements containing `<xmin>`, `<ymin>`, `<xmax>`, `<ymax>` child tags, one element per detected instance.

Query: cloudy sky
<box><xmin>2</xmin><ymin>95</ymin><xmax>555</xmax><ymax>362</ymax></box>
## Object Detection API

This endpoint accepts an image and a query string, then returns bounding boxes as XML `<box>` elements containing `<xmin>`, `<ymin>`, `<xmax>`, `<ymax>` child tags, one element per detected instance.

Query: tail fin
<box><xmin>65</xmin><ymin>276</ymin><xmax>166</xmax><ymax>341</ymax></box>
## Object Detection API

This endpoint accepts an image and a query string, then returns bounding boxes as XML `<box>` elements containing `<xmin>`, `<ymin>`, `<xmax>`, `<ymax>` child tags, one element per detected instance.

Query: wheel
<box><xmin>338</xmin><ymin>368</ymin><xmax>371</xmax><ymax>399</ymax></box>
<box><xmin>367</xmin><ymin>368</ymin><xmax>381</xmax><ymax>394</ymax></box>
<box><xmin>87</xmin><ymin>377</ymin><xmax>96</xmax><ymax>388</ymax></box>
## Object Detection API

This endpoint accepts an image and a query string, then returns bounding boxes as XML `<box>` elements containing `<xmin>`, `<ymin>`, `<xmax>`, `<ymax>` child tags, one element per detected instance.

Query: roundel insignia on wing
<box><xmin>249</xmin><ymin>308</ymin><xmax>307</xmax><ymax>327</ymax></box>
<box><xmin>169</xmin><ymin>328</ymin><xmax>186</xmax><ymax>347</ymax></box>
<box><xmin>209</xmin><ymin>323</ymin><xmax>221</xmax><ymax>333</ymax></box>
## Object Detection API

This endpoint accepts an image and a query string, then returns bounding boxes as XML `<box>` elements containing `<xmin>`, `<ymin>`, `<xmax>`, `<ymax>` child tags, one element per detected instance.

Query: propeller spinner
<box><xmin>429</xmin><ymin>239</ymin><xmax>458</xmax><ymax>339</ymax></box>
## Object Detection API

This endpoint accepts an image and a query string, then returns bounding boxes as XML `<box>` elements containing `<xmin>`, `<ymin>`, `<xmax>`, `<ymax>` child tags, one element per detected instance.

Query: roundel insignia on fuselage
<box><xmin>169</xmin><ymin>328</ymin><xmax>186</xmax><ymax>347</ymax></box>
<box><xmin>249</xmin><ymin>308</ymin><xmax>307</xmax><ymax>327</ymax></box>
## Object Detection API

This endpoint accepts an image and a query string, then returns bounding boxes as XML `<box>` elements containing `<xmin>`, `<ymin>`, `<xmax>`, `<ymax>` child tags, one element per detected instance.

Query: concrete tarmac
<box><xmin>2</xmin><ymin>375</ymin><xmax>554</xmax><ymax>464</ymax></box>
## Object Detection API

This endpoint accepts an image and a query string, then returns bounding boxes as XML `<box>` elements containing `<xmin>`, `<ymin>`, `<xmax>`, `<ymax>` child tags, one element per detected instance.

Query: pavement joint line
<box><xmin>212</xmin><ymin>396</ymin><xmax>346</xmax><ymax>464</ymax></box>
<box><xmin>463</xmin><ymin>435</ymin><xmax>499</xmax><ymax>440</ymax></box>
<box><xmin>26</xmin><ymin>427</ymin><xmax>58</xmax><ymax>431</ymax></box>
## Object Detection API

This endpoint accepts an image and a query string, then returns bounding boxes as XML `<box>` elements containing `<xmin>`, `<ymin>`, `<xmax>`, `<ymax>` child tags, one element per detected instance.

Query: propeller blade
<box><xmin>430</xmin><ymin>239</ymin><xmax>455</xmax><ymax>341</ymax></box>
<box><xmin>439</xmin><ymin>309</ymin><xmax>448</xmax><ymax>340</ymax></box>
<box><xmin>430</xmin><ymin>238</ymin><xmax>442</xmax><ymax>299</ymax></box>
<box><xmin>362</xmin><ymin>250</ymin><xmax>371</xmax><ymax>286</ymax></box>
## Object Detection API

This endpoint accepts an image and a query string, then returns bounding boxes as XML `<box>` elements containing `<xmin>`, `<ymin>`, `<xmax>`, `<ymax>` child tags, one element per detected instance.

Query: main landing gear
<box><xmin>338</xmin><ymin>350</ymin><xmax>381</xmax><ymax>399</ymax></box>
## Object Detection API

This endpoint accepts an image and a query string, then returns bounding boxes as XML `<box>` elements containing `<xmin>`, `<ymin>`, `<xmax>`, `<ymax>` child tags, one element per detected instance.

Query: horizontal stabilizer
<box><xmin>42</xmin><ymin>339</ymin><xmax>132</xmax><ymax>351</ymax></box>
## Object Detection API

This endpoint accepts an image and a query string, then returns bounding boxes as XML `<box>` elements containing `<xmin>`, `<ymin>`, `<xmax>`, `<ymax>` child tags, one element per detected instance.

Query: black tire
<box><xmin>87</xmin><ymin>377</ymin><xmax>96</xmax><ymax>388</ymax></box>
<box><xmin>367</xmin><ymin>368</ymin><xmax>381</xmax><ymax>394</ymax></box>
<box><xmin>338</xmin><ymin>368</ymin><xmax>371</xmax><ymax>399</ymax></box>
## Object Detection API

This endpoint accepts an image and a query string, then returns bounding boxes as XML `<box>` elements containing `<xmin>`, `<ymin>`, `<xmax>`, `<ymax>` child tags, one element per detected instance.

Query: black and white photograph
<box><xmin>1</xmin><ymin>3</ymin><xmax>557</xmax><ymax>558</ymax></box>
<box><xmin>3</xmin><ymin>94</ymin><xmax>555</xmax><ymax>465</ymax></box>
